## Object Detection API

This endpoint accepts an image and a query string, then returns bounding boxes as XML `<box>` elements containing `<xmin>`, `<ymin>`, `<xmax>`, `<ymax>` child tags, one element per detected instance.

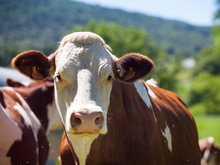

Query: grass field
<box><xmin>194</xmin><ymin>114</ymin><xmax>220</xmax><ymax>144</ymax></box>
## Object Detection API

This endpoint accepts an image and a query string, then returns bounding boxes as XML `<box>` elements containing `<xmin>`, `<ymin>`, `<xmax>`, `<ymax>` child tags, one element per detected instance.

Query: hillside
<box><xmin>0</xmin><ymin>0</ymin><xmax>213</xmax><ymax>66</ymax></box>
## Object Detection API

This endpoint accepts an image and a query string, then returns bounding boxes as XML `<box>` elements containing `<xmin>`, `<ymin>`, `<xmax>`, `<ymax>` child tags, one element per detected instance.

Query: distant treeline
<box><xmin>0</xmin><ymin>0</ymin><xmax>213</xmax><ymax>67</ymax></box>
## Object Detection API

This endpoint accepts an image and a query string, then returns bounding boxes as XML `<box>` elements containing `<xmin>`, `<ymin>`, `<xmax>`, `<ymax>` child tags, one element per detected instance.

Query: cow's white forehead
<box><xmin>55</xmin><ymin>32</ymin><xmax>115</xmax><ymax>80</ymax></box>
<box><xmin>59</xmin><ymin>31</ymin><xmax>111</xmax><ymax>51</ymax></box>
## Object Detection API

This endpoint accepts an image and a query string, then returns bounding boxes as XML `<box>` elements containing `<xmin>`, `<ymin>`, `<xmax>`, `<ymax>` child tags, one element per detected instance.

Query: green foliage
<box><xmin>187</xmin><ymin>1</ymin><xmax>220</xmax><ymax>114</ymax></box>
<box><xmin>215</xmin><ymin>0</ymin><xmax>220</xmax><ymax>21</ymax></box>
<box><xmin>192</xmin><ymin>46</ymin><xmax>220</xmax><ymax>76</ymax></box>
<box><xmin>0</xmin><ymin>0</ymin><xmax>212</xmax><ymax>67</ymax></box>
<box><xmin>213</xmin><ymin>0</ymin><xmax>220</xmax><ymax>52</ymax></box>
<box><xmin>69</xmin><ymin>21</ymin><xmax>157</xmax><ymax>59</ymax></box>
<box><xmin>188</xmin><ymin>72</ymin><xmax>220</xmax><ymax>114</ymax></box>
<box><xmin>69</xmin><ymin>21</ymin><xmax>180</xmax><ymax>91</ymax></box>
<box><xmin>212</xmin><ymin>25</ymin><xmax>220</xmax><ymax>52</ymax></box>
<box><xmin>0</xmin><ymin>45</ymin><xmax>21</xmax><ymax>67</ymax></box>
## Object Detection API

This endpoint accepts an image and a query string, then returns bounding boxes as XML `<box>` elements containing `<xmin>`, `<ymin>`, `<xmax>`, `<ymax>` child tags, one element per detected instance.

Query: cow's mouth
<box><xmin>66</xmin><ymin>132</ymin><xmax>100</xmax><ymax>139</ymax></box>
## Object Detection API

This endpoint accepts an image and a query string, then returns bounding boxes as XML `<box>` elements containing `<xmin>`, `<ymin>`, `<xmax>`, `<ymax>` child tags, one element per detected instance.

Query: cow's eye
<box><xmin>55</xmin><ymin>74</ymin><xmax>62</xmax><ymax>82</ymax></box>
<box><xmin>107</xmin><ymin>75</ymin><xmax>112</xmax><ymax>81</ymax></box>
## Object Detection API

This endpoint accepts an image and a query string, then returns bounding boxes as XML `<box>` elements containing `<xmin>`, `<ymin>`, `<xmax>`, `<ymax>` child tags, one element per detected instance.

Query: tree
<box><xmin>187</xmin><ymin>0</ymin><xmax>220</xmax><ymax>114</ymax></box>
<box><xmin>192</xmin><ymin>46</ymin><xmax>220</xmax><ymax>77</ymax></box>
<box><xmin>213</xmin><ymin>0</ymin><xmax>220</xmax><ymax>52</ymax></box>
<box><xmin>188</xmin><ymin>72</ymin><xmax>220</xmax><ymax>114</ymax></box>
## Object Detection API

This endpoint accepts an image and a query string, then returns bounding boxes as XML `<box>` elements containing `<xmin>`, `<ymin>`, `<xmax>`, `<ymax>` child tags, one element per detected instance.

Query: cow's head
<box><xmin>12</xmin><ymin>32</ymin><xmax>154</xmax><ymax>164</ymax></box>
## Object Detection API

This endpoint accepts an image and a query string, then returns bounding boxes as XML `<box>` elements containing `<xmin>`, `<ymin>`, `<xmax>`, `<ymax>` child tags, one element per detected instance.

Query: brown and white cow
<box><xmin>12</xmin><ymin>32</ymin><xmax>201</xmax><ymax>165</ymax></box>
<box><xmin>6</xmin><ymin>78</ymin><xmax>62</xmax><ymax>132</ymax></box>
<box><xmin>0</xmin><ymin>78</ymin><xmax>61</xmax><ymax>165</ymax></box>
<box><xmin>199</xmin><ymin>137</ymin><xmax>220</xmax><ymax>165</ymax></box>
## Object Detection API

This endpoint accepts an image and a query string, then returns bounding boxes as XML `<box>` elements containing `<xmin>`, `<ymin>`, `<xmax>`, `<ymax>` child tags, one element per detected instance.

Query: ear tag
<box><xmin>32</xmin><ymin>66</ymin><xmax>44</xmax><ymax>80</ymax></box>
<box><xmin>124</xmin><ymin>67</ymin><xmax>136</xmax><ymax>81</ymax></box>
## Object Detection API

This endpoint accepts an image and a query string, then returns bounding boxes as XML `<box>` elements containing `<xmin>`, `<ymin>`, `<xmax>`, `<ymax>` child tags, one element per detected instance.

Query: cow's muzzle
<box><xmin>70</xmin><ymin>110</ymin><xmax>104</xmax><ymax>133</ymax></box>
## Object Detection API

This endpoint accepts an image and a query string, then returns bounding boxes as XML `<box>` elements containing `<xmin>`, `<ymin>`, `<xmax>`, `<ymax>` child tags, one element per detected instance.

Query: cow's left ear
<box><xmin>114</xmin><ymin>53</ymin><xmax>154</xmax><ymax>82</ymax></box>
<box><xmin>6</xmin><ymin>78</ymin><xmax>25</xmax><ymax>87</ymax></box>
<box><xmin>11</xmin><ymin>50</ymin><xmax>56</xmax><ymax>81</ymax></box>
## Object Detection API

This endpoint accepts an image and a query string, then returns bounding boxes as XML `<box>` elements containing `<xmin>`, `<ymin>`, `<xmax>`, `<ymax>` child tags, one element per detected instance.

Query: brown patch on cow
<box><xmin>37</xmin><ymin>126</ymin><xmax>50</xmax><ymax>165</ymax></box>
<box><xmin>0</xmin><ymin>90</ymin><xmax>6</xmax><ymax>108</ymax></box>
<box><xmin>60</xmin><ymin>133</ymin><xmax>77</xmax><ymax>165</ymax></box>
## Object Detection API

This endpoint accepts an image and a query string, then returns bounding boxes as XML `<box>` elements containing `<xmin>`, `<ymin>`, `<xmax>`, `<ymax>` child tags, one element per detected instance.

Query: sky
<box><xmin>75</xmin><ymin>0</ymin><xmax>218</xmax><ymax>26</ymax></box>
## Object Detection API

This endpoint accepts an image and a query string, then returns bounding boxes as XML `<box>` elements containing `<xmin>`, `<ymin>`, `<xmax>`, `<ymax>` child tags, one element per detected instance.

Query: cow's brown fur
<box><xmin>59</xmin><ymin>79</ymin><xmax>200</xmax><ymax>165</ymax></box>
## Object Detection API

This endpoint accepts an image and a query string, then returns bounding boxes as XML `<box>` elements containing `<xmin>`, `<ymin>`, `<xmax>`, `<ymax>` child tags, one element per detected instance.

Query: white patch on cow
<box><xmin>146</xmin><ymin>78</ymin><xmax>158</xmax><ymax>87</ymax></box>
<box><xmin>15</xmin><ymin>92</ymin><xmax>41</xmax><ymax>164</ymax></box>
<box><xmin>2</xmin><ymin>86</ymin><xmax>14</xmax><ymax>91</ymax></box>
<box><xmin>146</xmin><ymin>84</ymin><xmax>157</xmax><ymax>99</ymax></box>
<box><xmin>134</xmin><ymin>80</ymin><xmax>157</xmax><ymax>122</ymax></box>
<box><xmin>67</xmin><ymin>133</ymin><xmax>98</xmax><ymax>165</ymax></box>
<box><xmin>161</xmin><ymin>122</ymin><xmax>172</xmax><ymax>153</ymax></box>
<box><xmin>47</xmin><ymin>99</ymin><xmax>62</xmax><ymax>132</ymax></box>
<box><xmin>15</xmin><ymin>93</ymin><xmax>41</xmax><ymax>133</ymax></box>
<box><xmin>14</xmin><ymin>103</ymin><xmax>33</xmax><ymax>127</ymax></box>
<box><xmin>0</xmin><ymin>103</ymin><xmax>23</xmax><ymax>165</ymax></box>
<box><xmin>20</xmin><ymin>81</ymin><xmax>32</xmax><ymax>87</ymax></box>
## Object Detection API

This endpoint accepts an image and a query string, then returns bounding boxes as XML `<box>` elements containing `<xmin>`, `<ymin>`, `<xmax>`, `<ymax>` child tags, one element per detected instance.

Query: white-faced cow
<box><xmin>12</xmin><ymin>32</ymin><xmax>201</xmax><ymax>165</ymax></box>
<box><xmin>0</xmin><ymin>78</ymin><xmax>61</xmax><ymax>165</ymax></box>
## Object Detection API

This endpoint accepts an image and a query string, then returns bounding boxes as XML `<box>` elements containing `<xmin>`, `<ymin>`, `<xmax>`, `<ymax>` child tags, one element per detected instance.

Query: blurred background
<box><xmin>1</xmin><ymin>0</ymin><xmax>220</xmax><ymax>164</ymax></box>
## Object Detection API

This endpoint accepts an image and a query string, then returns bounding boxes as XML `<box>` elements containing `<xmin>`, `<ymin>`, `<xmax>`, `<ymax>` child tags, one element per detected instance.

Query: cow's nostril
<box><xmin>71</xmin><ymin>113</ymin><xmax>82</xmax><ymax>128</ymax></box>
<box><xmin>94</xmin><ymin>113</ymin><xmax>104</xmax><ymax>128</ymax></box>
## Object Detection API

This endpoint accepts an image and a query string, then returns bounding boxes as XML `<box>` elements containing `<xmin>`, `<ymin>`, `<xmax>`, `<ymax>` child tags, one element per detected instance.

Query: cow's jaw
<box><xmin>53</xmin><ymin>41</ymin><xmax>113</xmax><ymax>164</ymax></box>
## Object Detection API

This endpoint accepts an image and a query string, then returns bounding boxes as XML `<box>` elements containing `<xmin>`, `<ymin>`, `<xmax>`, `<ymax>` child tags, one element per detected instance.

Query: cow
<box><xmin>5</xmin><ymin>78</ymin><xmax>62</xmax><ymax>132</ymax></box>
<box><xmin>11</xmin><ymin>31</ymin><xmax>201</xmax><ymax>165</ymax></box>
<box><xmin>0</xmin><ymin>78</ymin><xmax>62</xmax><ymax>165</ymax></box>
<box><xmin>199</xmin><ymin>137</ymin><xmax>220</xmax><ymax>165</ymax></box>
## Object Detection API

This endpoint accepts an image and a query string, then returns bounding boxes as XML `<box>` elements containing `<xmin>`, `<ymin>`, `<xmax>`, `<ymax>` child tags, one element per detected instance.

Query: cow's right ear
<box><xmin>11</xmin><ymin>50</ymin><xmax>55</xmax><ymax>81</ymax></box>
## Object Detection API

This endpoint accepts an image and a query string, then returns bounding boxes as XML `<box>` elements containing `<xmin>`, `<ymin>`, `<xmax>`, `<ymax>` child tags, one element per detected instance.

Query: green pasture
<box><xmin>194</xmin><ymin>114</ymin><xmax>220</xmax><ymax>144</ymax></box>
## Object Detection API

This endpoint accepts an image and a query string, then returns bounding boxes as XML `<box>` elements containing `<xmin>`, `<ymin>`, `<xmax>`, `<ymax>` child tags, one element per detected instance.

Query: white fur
<box><xmin>161</xmin><ymin>122</ymin><xmax>172</xmax><ymax>153</ymax></box>
<box><xmin>134</xmin><ymin>80</ymin><xmax>157</xmax><ymax>122</ymax></box>
<box><xmin>0</xmin><ymin>104</ymin><xmax>23</xmax><ymax>165</ymax></box>
<box><xmin>54</xmin><ymin>32</ymin><xmax>115</xmax><ymax>165</ymax></box>
<box><xmin>67</xmin><ymin>133</ymin><xmax>98</xmax><ymax>165</ymax></box>
<box><xmin>146</xmin><ymin>84</ymin><xmax>157</xmax><ymax>99</ymax></box>
<box><xmin>59</xmin><ymin>31</ymin><xmax>111</xmax><ymax>51</ymax></box>
<box><xmin>47</xmin><ymin>99</ymin><xmax>62</xmax><ymax>132</ymax></box>
<box><xmin>146</xmin><ymin>78</ymin><xmax>158</xmax><ymax>87</ymax></box>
